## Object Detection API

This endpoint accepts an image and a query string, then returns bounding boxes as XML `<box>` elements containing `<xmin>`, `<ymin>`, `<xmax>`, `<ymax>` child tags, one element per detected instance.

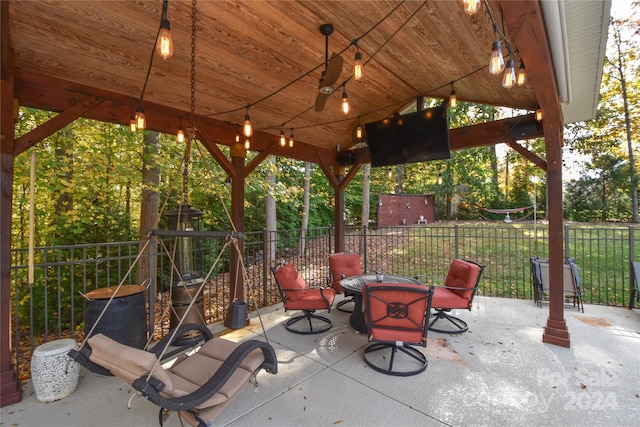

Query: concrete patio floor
<box><xmin>2</xmin><ymin>296</ymin><xmax>639</xmax><ymax>427</ymax></box>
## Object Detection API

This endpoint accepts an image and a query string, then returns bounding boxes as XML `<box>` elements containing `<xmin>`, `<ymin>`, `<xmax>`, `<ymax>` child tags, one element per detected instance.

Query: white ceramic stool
<box><xmin>31</xmin><ymin>338</ymin><xmax>80</xmax><ymax>402</ymax></box>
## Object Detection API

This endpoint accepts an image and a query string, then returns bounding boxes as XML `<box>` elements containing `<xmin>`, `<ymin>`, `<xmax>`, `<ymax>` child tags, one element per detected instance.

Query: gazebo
<box><xmin>0</xmin><ymin>0</ymin><xmax>610</xmax><ymax>406</ymax></box>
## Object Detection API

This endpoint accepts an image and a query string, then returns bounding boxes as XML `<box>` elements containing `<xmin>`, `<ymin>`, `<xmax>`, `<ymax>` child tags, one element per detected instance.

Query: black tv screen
<box><xmin>365</xmin><ymin>106</ymin><xmax>451</xmax><ymax>167</ymax></box>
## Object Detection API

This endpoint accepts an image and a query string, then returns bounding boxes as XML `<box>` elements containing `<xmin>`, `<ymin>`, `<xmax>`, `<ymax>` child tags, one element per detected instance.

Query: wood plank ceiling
<box><xmin>7</xmin><ymin>0</ymin><xmax>543</xmax><ymax>164</ymax></box>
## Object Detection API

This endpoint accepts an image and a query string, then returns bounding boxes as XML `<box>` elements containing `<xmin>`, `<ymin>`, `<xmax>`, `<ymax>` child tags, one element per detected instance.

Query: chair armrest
<box><xmin>68</xmin><ymin>347</ymin><xmax>114</xmax><ymax>377</ymax></box>
<box><xmin>132</xmin><ymin>339</ymin><xmax>278</xmax><ymax>411</ymax></box>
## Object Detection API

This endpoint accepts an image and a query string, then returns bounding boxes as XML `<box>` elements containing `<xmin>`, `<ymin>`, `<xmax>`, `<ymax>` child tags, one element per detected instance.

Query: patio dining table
<box><xmin>340</xmin><ymin>274</ymin><xmax>423</xmax><ymax>333</ymax></box>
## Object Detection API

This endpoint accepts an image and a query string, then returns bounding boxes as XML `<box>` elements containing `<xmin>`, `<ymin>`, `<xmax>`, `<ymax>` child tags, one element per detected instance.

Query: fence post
<box><xmin>149</xmin><ymin>238</ymin><xmax>157</xmax><ymax>340</ymax></box>
<box><xmin>262</xmin><ymin>228</ymin><xmax>269</xmax><ymax>306</ymax></box>
<box><xmin>454</xmin><ymin>224</ymin><xmax>459</xmax><ymax>259</ymax></box>
<box><xmin>362</xmin><ymin>225</ymin><xmax>368</xmax><ymax>272</ymax></box>
<box><xmin>629</xmin><ymin>226</ymin><xmax>636</xmax><ymax>309</ymax></box>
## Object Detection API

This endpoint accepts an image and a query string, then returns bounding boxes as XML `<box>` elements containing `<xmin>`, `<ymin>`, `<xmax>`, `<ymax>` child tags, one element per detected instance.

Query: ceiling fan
<box><xmin>314</xmin><ymin>24</ymin><xmax>344</xmax><ymax>112</ymax></box>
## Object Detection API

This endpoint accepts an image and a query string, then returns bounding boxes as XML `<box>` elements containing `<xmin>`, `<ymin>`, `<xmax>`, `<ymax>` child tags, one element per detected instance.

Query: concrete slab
<box><xmin>1</xmin><ymin>297</ymin><xmax>638</xmax><ymax>427</ymax></box>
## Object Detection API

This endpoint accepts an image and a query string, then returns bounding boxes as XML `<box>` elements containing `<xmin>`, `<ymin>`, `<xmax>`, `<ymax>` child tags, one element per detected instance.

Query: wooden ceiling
<box><xmin>6</xmin><ymin>0</ymin><xmax>550</xmax><ymax>165</ymax></box>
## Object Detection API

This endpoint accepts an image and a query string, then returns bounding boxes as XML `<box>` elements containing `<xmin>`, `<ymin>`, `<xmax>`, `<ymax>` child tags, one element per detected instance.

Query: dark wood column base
<box><xmin>1</xmin><ymin>369</ymin><xmax>22</xmax><ymax>407</ymax></box>
<box><xmin>542</xmin><ymin>317</ymin><xmax>571</xmax><ymax>348</ymax></box>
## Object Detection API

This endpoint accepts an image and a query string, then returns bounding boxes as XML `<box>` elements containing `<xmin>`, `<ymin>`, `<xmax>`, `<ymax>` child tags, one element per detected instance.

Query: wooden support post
<box><xmin>0</xmin><ymin>0</ymin><xmax>22</xmax><ymax>404</ymax></box>
<box><xmin>334</xmin><ymin>166</ymin><xmax>345</xmax><ymax>253</ymax></box>
<box><xmin>542</xmin><ymin>120</ymin><xmax>570</xmax><ymax>348</ymax></box>
<box><xmin>225</xmin><ymin>144</ymin><xmax>247</xmax><ymax>329</ymax></box>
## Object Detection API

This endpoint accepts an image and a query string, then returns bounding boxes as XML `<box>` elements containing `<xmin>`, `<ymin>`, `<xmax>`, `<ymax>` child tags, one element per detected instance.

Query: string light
<box><xmin>517</xmin><ymin>59</ymin><xmax>527</xmax><ymax>86</ymax></box>
<box><xmin>462</xmin><ymin>0</ymin><xmax>481</xmax><ymax>15</ymax></box>
<box><xmin>129</xmin><ymin>113</ymin><xmax>137</xmax><ymax>132</ymax></box>
<box><xmin>535</xmin><ymin>108</ymin><xmax>543</xmax><ymax>121</ymax></box>
<box><xmin>279</xmin><ymin>127</ymin><xmax>286</xmax><ymax>147</ymax></box>
<box><xmin>341</xmin><ymin>85</ymin><xmax>349</xmax><ymax>114</ymax></box>
<box><xmin>235</xmin><ymin>132</ymin><xmax>240</xmax><ymax>143</ymax></box>
<box><xmin>489</xmin><ymin>24</ymin><xmax>505</xmax><ymax>75</ymax></box>
<box><xmin>176</xmin><ymin>118</ymin><xmax>184</xmax><ymax>143</ymax></box>
<box><xmin>243</xmin><ymin>107</ymin><xmax>253</xmax><ymax>137</ymax></box>
<box><xmin>449</xmin><ymin>83</ymin><xmax>457</xmax><ymax>108</ymax></box>
<box><xmin>353</xmin><ymin>42</ymin><xmax>363</xmax><ymax>81</ymax></box>
<box><xmin>135</xmin><ymin>105</ymin><xmax>146</xmax><ymax>130</ymax></box>
<box><xmin>244</xmin><ymin>138</ymin><xmax>250</xmax><ymax>149</ymax></box>
<box><xmin>156</xmin><ymin>0</ymin><xmax>174</xmax><ymax>60</ymax></box>
<box><xmin>355</xmin><ymin>122</ymin><xmax>363</xmax><ymax>140</ymax></box>
<box><xmin>288</xmin><ymin>128</ymin><xmax>294</xmax><ymax>147</ymax></box>
<box><xmin>502</xmin><ymin>57</ymin><xmax>516</xmax><ymax>89</ymax></box>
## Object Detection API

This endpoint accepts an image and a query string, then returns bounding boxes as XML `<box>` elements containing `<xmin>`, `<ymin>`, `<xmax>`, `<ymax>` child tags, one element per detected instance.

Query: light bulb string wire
<box><xmin>136</xmin><ymin>1</ymin><xmax>167</xmax><ymax>107</ymax></box>
<box><xmin>257</xmin><ymin>0</ymin><xmax>426</xmax><ymax>132</ymax></box>
<box><xmin>208</xmin><ymin>0</ymin><xmax>411</xmax><ymax>119</ymax></box>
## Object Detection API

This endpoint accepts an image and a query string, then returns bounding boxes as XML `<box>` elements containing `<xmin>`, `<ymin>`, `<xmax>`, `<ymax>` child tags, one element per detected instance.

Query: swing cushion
<box><xmin>86</xmin><ymin>333</ymin><xmax>271</xmax><ymax>424</ymax></box>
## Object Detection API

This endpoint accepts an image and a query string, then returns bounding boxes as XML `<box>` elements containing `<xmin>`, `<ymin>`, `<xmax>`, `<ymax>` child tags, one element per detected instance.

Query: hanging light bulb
<box><xmin>517</xmin><ymin>59</ymin><xmax>527</xmax><ymax>86</ymax></box>
<box><xmin>176</xmin><ymin>125</ymin><xmax>185</xmax><ymax>143</ymax></box>
<box><xmin>129</xmin><ymin>114</ymin><xmax>137</xmax><ymax>132</ymax></box>
<box><xmin>244</xmin><ymin>138</ymin><xmax>250</xmax><ymax>150</ymax></box>
<box><xmin>243</xmin><ymin>108</ymin><xmax>253</xmax><ymax>137</ymax></box>
<box><xmin>462</xmin><ymin>0</ymin><xmax>481</xmax><ymax>15</ymax></box>
<box><xmin>288</xmin><ymin>129</ymin><xmax>294</xmax><ymax>147</ymax></box>
<box><xmin>157</xmin><ymin>20</ymin><xmax>174</xmax><ymax>59</ymax></box>
<box><xmin>449</xmin><ymin>83</ymin><xmax>457</xmax><ymax>109</ymax></box>
<box><xmin>341</xmin><ymin>86</ymin><xmax>349</xmax><ymax>115</ymax></box>
<box><xmin>135</xmin><ymin>105</ymin><xmax>146</xmax><ymax>130</ymax></box>
<box><xmin>356</xmin><ymin>123</ymin><xmax>363</xmax><ymax>140</ymax></box>
<box><xmin>156</xmin><ymin>1</ymin><xmax>174</xmax><ymax>59</ymax></box>
<box><xmin>279</xmin><ymin>128</ymin><xmax>286</xmax><ymax>147</ymax></box>
<box><xmin>489</xmin><ymin>25</ymin><xmax>505</xmax><ymax>75</ymax></box>
<box><xmin>354</xmin><ymin>45</ymin><xmax>363</xmax><ymax>81</ymax></box>
<box><xmin>235</xmin><ymin>132</ymin><xmax>240</xmax><ymax>143</ymax></box>
<box><xmin>535</xmin><ymin>108</ymin><xmax>543</xmax><ymax>121</ymax></box>
<box><xmin>502</xmin><ymin>58</ymin><xmax>517</xmax><ymax>89</ymax></box>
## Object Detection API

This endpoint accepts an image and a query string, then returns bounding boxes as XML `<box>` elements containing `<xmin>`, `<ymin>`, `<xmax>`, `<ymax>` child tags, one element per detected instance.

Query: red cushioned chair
<box><xmin>271</xmin><ymin>262</ymin><xmax>336</xmax><ymax>335</ymax></box>
<box><xmin>328</xmin><ymin>252</ymin><xmax>365</xmax><ymax>313</ymax></box>
<box><xmin>362</xmin><ymin>283</ymin><xmax>433</xmax><ymax>376</ymax></box>
<box><xmin>429</xmin><ymin>259</ymin><xmax>484</xmax><ymax>334</ymax></box>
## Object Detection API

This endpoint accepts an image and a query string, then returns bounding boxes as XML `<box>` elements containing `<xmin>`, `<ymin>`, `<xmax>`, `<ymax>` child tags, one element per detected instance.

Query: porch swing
<box><xmin>68</xmin><ymin>2</ymin><xmax>277</xmax><ymax>425</ymax></box>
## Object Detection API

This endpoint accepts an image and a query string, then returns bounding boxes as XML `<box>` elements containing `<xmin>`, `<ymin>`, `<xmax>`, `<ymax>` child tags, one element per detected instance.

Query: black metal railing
<box><xmin>9</xmin><ymin>223</ymin><xmax>639</xmax><ymax>379</ymax></box>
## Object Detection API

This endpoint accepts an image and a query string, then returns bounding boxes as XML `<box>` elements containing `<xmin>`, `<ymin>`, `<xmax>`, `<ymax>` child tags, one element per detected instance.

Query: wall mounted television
<box><xmin>365</xmin><ymin>105</ymin><xmax>451</xmax><ymax>167</ymax></box>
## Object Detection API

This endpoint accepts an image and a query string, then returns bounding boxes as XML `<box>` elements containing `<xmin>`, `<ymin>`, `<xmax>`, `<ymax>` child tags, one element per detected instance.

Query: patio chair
<box><xmin>429</xmin><ymin>259</ymin><xmax>484</xmax><ymax>334</ymax></box>
<box><xmin>68</xmin><ymin>323</ymin><xmax>277</xmax><ymax>427</ymax></box>
<box><xmin>530</xmin><ymin>256</ymin><xmax>544</xmax><ymax>307</ymax></box>
<box><xmin>536</xmin><ymin>257</ymin><xmax>584</xmax><ymax>312</ymax></box>
<box><xmin>362</xmin><ymin>283</ymin><xmax>433</xmax><ymax>376</ymax></box>
<box><xmin>271</xmin><ymin>262</ymin><xmax>336</xmax><ymax>334</ymax></box>
<box><xmin>328</xmin><ymin>252</ymin><xmax>365</xmax><ymax>313</ymax></box>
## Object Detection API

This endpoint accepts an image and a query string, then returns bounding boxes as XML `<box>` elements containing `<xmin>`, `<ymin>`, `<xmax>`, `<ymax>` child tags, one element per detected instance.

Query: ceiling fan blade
<box><xmin>314</xmin><ymin>92</ymin><xmax>330</xmax><ymax>112</ymax></box>
<box><xmin>323</xmin><ymin>53</ymin><xmax>343</xmax><ymax>86</ymax></box>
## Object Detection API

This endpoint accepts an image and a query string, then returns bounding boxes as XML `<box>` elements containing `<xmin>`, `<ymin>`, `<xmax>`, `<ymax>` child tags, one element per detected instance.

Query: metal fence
<box><xmin>9</xmin><ymin>223</ymin><xmax>639</xmax><ymax>379</ymax></box>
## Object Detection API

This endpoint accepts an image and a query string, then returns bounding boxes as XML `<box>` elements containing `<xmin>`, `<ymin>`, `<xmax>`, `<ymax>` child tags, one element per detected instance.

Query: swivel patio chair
<box><xmin>328</xmin><ymin>252</ymin><xmax>365</xmax><ymax>313</ymax></box>
<box><xmin>362</xmin><ymin>282</ymin><xmax>433</xmax><ymax>376</ymax></box>
<box><xmin>271</xmin><ymin>262</ymin><xmax>336</xmax><ymax>334</ymax></box>
<box><xmin>429</xmin><ymin>259</ymin><xmax>484</xmax><ymax>334</ymax></box>
<box><xmin>68</xmin><ymin>323</ymin><xmax>277</xmax><ymax>427</ymax></box>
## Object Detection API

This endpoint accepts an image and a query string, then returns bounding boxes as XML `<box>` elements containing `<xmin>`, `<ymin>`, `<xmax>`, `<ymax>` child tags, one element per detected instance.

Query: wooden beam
<box><xmin>507</xmin><ymin>140</ymin><xmax>547</xmax><ymax>170</ymax></box>
<box><xmin>14</xmin><ymin>71</ymin><xmax>336</xmax><ymax>165</ymax></box>
<box><xmin>13</xmin><ymin>97</ymin><xmax>102</xmax><ymax>156</ymax></box>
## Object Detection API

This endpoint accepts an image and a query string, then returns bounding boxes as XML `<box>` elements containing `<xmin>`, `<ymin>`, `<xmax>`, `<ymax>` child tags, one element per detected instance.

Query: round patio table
<box><xmin>340</xmin><ymin>274</ymin><xmax>423</xmax><ymax>333</ymax></box>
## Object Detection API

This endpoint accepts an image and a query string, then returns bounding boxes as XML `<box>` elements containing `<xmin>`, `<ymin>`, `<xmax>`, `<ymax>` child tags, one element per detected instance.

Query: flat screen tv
<box><xmin>365</xmin><ymin>106</ymin><xmax>451</xmax><ymax>167</ymax></box>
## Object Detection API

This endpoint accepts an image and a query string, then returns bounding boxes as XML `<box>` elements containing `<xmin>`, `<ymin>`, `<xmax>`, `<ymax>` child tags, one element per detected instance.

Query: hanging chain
<box><xmin>189</xmin><ymin>0</ymin><xmax>197</xmax><ymax>131</ymax></box>
<box><xmin>182</xmin><ymin>0</ymin><xmax>197</xmax><ymax>211</ymax></box>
